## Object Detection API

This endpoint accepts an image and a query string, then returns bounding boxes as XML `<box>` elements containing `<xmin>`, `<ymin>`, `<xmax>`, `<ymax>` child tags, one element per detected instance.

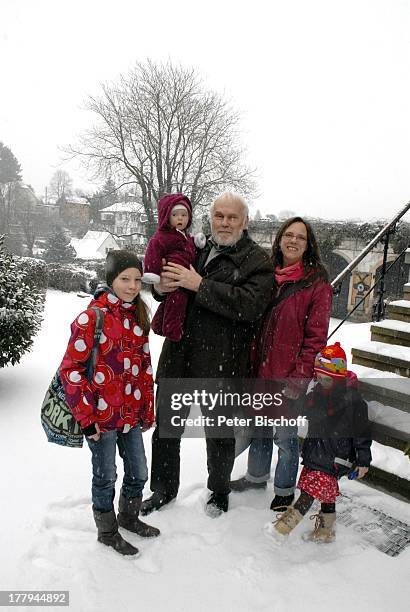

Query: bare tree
<box><xmin>67</xmin><ymin>60</ymin><xmax>254</xmax><ymax>237</ymax></box>
<box><xmin>49</xmin><ymin>169</ymin><xmax>73</xmax><ymax>201</ymax></box>
<box><xmin>14</xmin><ymin>185</ymin><xmax>47</xmax><ymax>256</ymax></box>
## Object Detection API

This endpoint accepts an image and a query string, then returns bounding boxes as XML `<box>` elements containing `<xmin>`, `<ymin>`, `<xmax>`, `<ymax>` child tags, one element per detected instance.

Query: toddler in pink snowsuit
<box><xmin>143</xmin><ymin>193</ymin><xmax>204</xmax><ymax>342</ymax></box>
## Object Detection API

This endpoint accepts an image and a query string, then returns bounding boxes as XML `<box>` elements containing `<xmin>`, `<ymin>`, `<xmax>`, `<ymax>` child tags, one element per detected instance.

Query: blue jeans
<box><xmin>246</xmin><ymin>425</ymin><xmax>299</xmax><ymax>496</ymax></box>
<box><xmin>86</xmin><ymin>427</ymin><xmax>148</xmax><ymax>512</ymax></box>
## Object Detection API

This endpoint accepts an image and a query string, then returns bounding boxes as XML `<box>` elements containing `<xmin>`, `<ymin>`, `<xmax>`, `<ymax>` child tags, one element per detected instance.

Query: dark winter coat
<box><xmin>59</xmin><ymin>289</ymin><xmax>154</xmax><ymax>432</ymax></box>
<box><xmin>301</xmin><ymin>373</ymin><xmax>372</xmax><ymax>477</ymax></box>
<box><xmin>251</xmin><ymin>268</ymin><xmax>333</xmax><ymax>387</ymax></box>
<box><xmin>144</xmin><ymin>193</ymin><xmax>196</xmax><ymax>275</ymax></box>
<box><xmin>155</xmin><ymin>231</ymin><xmax>275</xmax><ymax>379</ymax></box>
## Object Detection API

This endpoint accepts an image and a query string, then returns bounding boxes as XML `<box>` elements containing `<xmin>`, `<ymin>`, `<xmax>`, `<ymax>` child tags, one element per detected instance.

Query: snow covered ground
<box><xmin>1</xmin><ymin>290</ymin><xmax>409</xmax><ymax>612</ymax></box>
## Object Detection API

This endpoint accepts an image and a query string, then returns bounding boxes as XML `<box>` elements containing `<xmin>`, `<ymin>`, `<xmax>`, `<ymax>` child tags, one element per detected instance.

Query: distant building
<box><xmin>59</xmin><ymin>195</ymin><xmax>90</xmax><ymax>234</ymax></box>
<box><xmin>70</xmin><ymin>230</ymin><xmax>120</xmax><ymax>260</ymax></box>
<box><xmin>37</xmin><ymin>203</ymin><xmax>59</xmax><ymax>224</ymax></box>
<box><xmin>99</xmin><ymin>201</ymin><xmax>156</xmax><ymax>247</ymax></box>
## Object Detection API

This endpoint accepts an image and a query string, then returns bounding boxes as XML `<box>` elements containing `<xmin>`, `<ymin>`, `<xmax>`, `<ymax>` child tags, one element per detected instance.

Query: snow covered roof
<box><xmin>70</xmin><ymin>231</ymin><xmax>119</xmax><ymax>259</ymax></box>
<box><xmin>82</xmin><ymin>230</ymin><xmax>113</xmax><ymax>245</ymax></box>
<box><xmin>66</xmin><ymin>196</ymin><xmax>89</xmax><ymax>206</ymax></box>
<box><xmin>100</xmin><ymin>201</ymin><xmax>143</xmax><ymax>213</ymax></box>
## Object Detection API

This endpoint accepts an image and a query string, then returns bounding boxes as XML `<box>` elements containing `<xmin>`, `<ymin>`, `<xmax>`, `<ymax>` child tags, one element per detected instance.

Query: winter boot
<box><xmin>305</xmin><ymin>512</ymin><xmax>336</xmax><ymax>543</ymax></box>
<box><xmin>230</xmin><ymin>477</ymin><xmax>267</xmax><ymax>492</ymax></box>
<box><xmin>270</xmin><ymin>494</ymin><xmax>295</xmax><ymax>512</ymax></box>
<box><xmin>272</xmin><ymin>507</ymin><xmax>304</xmax><ymax>536</ymax></box>
<box><xmin>118</xmin><ymin>494</ymin><xmax>160</xmax><ymax>538</ymax></box>
<box><xmin>140</xmin><ymin>491</ymin><xmax>176</xmax><ymax>516</ymax></box>
<box><xmin>205</xmin><ymin>493</ymin><xmax>229</xmax><ymax>518</ymax></box>
<box><xmin>93</xmin><ymin>509</ymin><xmax>139</xmax><ymax>556</ymax></box>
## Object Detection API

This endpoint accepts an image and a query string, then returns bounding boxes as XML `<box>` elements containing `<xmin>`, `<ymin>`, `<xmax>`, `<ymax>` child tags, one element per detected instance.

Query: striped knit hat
<box><xmin>314</xmin><ymin>342</ymin><xmax>347</xmax><ymax>379</ymax></box>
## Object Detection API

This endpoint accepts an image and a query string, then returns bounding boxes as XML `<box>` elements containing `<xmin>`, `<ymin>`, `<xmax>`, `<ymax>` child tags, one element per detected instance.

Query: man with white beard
<box><xmin>141</xmin><ymin>192</ymin><xmax>274</xmax><ymax>517</ymax></box>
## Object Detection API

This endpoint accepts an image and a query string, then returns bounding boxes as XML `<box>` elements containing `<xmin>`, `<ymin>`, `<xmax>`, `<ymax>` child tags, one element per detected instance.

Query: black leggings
<box><xmin>294</xmin><ymin>490</ymin><xmax>335</xmax><ymax>515</ymax></box>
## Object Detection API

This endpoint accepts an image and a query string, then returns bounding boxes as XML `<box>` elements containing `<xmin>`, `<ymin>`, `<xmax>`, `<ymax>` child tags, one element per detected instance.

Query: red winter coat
<box><xmin>252</xmin><ymin>269</ymin><xmax>333</xmax><ymax>387</ymax></box>
<box><xmin>59</xmin><ymin>290</ymin><xmax>154</xmax><ymax>432</ymax></box>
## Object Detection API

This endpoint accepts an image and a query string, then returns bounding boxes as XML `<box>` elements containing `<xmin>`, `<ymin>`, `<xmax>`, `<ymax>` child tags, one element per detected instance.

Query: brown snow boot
<box><xmin>273</xmin><ymin>506</ymin><xmax>304</xmax><ymax>536</ymax></box>
<box><xmin>306</xmin><ymin>512</ymin><xmax>336</xmax><ymax>543</ymax></box>
<box><xmin>93</xmin><ymin>509</ymin><xmax>139</xmax><ymax>556</ymax></box>
<box><xmin>118</xmin><ymin>494</ymin><xmax>160</xmax><ymax>538</ymax></box>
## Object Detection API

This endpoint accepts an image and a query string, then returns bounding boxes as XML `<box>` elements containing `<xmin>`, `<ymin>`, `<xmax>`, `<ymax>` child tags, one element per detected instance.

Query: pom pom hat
<box><xmin>314</xmin><ymin>341</ymin><xmax>347</xmax><ymax>379</ymax></box>
<box><xmin>105</xmin><ymin>250</ymin><xmax>143</xmax><ymax>287</ymax></box>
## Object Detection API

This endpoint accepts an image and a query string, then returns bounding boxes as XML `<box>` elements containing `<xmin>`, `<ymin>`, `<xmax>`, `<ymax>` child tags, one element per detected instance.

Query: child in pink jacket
<box><xmin>143</xmin><ymin>193</ymin><xmax>204</xmax><ymax>341</ymax></box>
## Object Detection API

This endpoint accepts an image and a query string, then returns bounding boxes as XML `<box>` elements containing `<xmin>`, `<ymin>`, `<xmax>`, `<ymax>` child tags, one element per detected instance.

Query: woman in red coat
<box><xmin>231</xmin><ymin>217</ymin><xmax>333</xmax><ymax>511</ymax></box>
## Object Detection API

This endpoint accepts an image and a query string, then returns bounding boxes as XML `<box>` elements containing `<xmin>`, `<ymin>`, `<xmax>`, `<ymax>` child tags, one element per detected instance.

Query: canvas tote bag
<box><xmin>40</xmin><ymin>306</ymin><xmax>104</xmax><ymax>448</ymax></box>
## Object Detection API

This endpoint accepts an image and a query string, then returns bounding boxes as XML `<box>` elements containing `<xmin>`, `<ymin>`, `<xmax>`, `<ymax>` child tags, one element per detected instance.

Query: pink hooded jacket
<box><xmin>143</xmin><ymin>193</ymin><xmax>196</xmax><ymax>275</ymax></box>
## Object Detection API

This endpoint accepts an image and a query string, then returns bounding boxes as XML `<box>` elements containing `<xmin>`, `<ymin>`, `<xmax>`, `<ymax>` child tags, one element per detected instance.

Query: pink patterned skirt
<box><xmin>297</xmin><ymin>467</ymin><xmax>340</xmax><ymax>503</ymax></box>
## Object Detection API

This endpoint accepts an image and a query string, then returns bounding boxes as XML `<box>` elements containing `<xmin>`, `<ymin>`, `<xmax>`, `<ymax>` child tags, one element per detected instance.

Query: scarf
<box><xmin>274</xmin><ymin>260</ymin><xmax>304</xmax><ymax>285</ymax></box>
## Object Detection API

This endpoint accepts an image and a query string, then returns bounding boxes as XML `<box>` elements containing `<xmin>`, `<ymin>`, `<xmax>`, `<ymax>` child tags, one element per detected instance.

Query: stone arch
<box><xmin>323</xmin><ymin>250</ymin><xmax>352</xmax><ymax>319</ymax></box>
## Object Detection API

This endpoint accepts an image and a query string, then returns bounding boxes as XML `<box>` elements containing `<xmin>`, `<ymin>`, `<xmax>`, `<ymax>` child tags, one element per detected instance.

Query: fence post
<box><xmin>373</xmin><ymin>228</ymin><xmax>391</xmax><ymax>322</ymax></box>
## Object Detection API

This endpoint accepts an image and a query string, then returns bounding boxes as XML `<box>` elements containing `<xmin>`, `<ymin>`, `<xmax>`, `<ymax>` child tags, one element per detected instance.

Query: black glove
<box><xmin>81</xmin><ymin>423</ymin><xmax>98</xmax><ymax>436</ymax></box>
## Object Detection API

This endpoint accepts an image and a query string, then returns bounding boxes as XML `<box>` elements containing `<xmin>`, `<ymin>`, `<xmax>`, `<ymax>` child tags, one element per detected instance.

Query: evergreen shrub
<box><xmin>15</xmin><ymin>256</ymin><xmax>48</xmax><ymax>291</ymax></box>
<box><xmin>0</xmin><ymin>236</ymin><xmax>44</xmax><ymax>367</ymax></box>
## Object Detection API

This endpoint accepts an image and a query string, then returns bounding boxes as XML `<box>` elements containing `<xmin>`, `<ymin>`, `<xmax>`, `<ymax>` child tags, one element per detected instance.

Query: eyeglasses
<box><xmin>282</xmin><ymin>232</ymin><xmax>307</xmax><ymax>243</ymax></box>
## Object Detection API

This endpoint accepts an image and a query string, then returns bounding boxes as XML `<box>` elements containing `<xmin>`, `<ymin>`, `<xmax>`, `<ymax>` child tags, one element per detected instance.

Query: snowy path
<box><xmin>0</xmin><ymin>290</ymin><xmax>409</xmax><ymax>612</ymax></box>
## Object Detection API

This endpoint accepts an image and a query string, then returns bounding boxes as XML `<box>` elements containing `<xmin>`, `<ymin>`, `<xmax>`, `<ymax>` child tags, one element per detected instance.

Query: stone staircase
<box><xmin>351</xmin><ymin>251</ymin><xmax>410</xmax><ymax>498</ymax></box>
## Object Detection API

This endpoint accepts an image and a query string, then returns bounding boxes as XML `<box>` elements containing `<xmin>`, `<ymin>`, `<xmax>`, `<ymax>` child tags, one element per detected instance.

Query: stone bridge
<box><xmin>248</xmin><ymin>220</ymin><xmax>409</xmax><ymax>322</ymax></box>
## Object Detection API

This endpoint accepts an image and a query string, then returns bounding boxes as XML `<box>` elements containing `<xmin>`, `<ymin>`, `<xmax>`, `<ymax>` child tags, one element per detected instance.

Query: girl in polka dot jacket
<box><xmin>271</xmin><ymin>342</ymin><xmax>372</xmax><ymax>543</ymax></box>
<box><xmin>59</xmin><ymin>250</ymin><xmax>160</xmax><ymax>556</ymax></box>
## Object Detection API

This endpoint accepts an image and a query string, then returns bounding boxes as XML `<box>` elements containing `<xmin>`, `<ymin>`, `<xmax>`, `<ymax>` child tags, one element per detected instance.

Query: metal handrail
<box><xmin>328</xmin><ymin>243</ymin><xmax>410</xmax><ymax>340</ymax></box>
<box><xmin>331</xmin><ymin>200</ymin><xmax>410</xmax><ymax>289</ymax></box>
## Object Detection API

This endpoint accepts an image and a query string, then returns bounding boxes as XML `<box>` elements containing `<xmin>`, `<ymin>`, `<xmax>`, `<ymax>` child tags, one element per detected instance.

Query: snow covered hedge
<box><xmin>0</xmin><ymin>237</ymin><xmax>45</xmax><ymax>367</ymax></box>
<box><xmin>46</xmin><ymin>260</ymin><xmax>105</xmax><ymax>293</ymax></box>
<box><xmin>77</xmin><ymin>260</ymin><xmax>105</xmax><ymax>294</ymax></box>
<box><xmin>47</xmin><ymin>265</ymin><xmax>93</xmax><ymax>293</ymax></box>
<box><xmin>15</xmin><ymin>256</ymin><xmax>48</xmax><ymax>291</ymax></box>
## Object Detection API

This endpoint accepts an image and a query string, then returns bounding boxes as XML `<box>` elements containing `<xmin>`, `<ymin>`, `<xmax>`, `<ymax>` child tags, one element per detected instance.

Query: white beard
<box><xmin>211</xmin><ymin>229</ymin><xmax>243</xmax><ymax>247</ymax></box>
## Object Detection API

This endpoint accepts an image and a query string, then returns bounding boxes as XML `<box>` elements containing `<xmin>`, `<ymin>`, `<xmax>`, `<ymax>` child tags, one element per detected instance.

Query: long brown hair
<box><xmin>134</xmin><ymin>295</ymin><xmax>151</xmax><ymax>336</ymax></box>
<box><xmin>131</xmin><ymin>259</ymin><xmax>151</xmax><ymax>335</ymax></box>
<box><xmin>271</xmin><ymin>216</ymin><xmax>329</xmax><ymax>281</ymax></box>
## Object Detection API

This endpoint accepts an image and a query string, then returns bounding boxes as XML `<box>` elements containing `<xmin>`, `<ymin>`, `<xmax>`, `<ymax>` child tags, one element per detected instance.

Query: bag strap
<box><xmin>270</xmin><ymin>270</ymin><xmax>324</xmax><ymax>308</ymax></box>
<box><xmin>254</xmin><ymin>271</ymin><xmax>325</xmax><ymax>374</ymax></box>
<box><xmin>88</xmin><ymin>306</ymin><xmax>104</xmax><ymax>375</ymax></box>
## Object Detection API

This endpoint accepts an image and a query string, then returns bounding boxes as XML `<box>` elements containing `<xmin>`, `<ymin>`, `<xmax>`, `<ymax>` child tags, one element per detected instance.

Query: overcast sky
<box><xmin>2</xmin><ymin>0</ymin><xmax>410</xmax><ymax>221</ymax></box>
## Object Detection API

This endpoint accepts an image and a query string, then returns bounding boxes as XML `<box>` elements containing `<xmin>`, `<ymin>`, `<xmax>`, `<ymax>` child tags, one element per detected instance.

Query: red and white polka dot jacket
<box><xmin>59</xmin><ymin>290</ymin><xmax>154</xmax><ymax>432</ymax></box>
